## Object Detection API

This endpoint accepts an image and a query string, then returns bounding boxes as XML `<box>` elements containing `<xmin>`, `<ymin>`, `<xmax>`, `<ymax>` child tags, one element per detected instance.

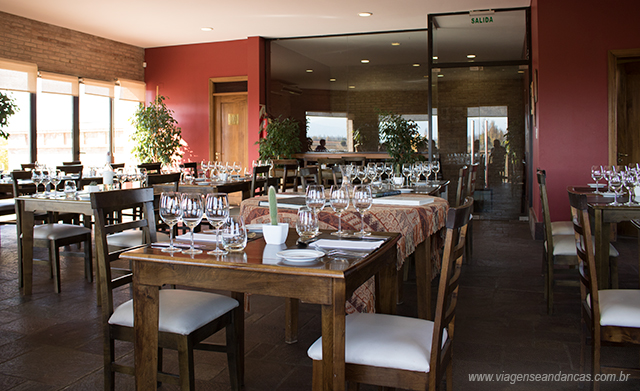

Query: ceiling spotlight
<box><xmin>437</xmin><ymin>74</ymin><xmax>444</xmax><ymax>78</ymax></box>
<box><xmin>201</xmin><ymin>27</ymin><xmax>214</xmax><ymax>31</ymax></box>
<box><xmin>348</xmin><ymin>85</ymin><xmax>356</xmax><ymax>89</ymax></box>
<box><xmin>306</xmin><ymin>69</ymin><xmax>313</xmax><ymax>73</ymax></box>
<box><xmin>391</xmin><ymin>42</ymin><xmax>400</xmax><ymax>46</ymax></box>
<box><xmin>413</xmin><ymin>63</ymin><xmax>420</xmax><ymax>67</ymax></box>
<box><xmin>361</xmin><ymin>59</ymin><xmax>370</xmax><ymax>64</ymax></box>
<box><xmin>467</xmin><ymin>54</ymin><xmax>476</xmax><ymax>59</ymax></box>
<box><xmin>358</xmin><ymin>12</ymin><xmax>372</xmax><ymax>17</ymax></box>
<box><xmin>432</xmin><ymin>56</ymin><xmax>438</xmax><ymax>60</ymax></box>
<box><xmin>329</xmin><ymin>78</ymin><xmax>336</xmax><ymax>82</ymax></box>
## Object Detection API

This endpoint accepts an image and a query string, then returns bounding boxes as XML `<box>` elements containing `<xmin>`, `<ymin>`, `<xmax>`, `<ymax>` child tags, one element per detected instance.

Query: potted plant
<box><xmin>131</xmin><ymin>95</ymin><xmax>183</xmax><ymax>165</ymax></box>
<box><xmin>0</xmin><ymin>91</ymin><xmax>19</xmax><ymax>140</ymax></box>
<box><xmin>378</xmin><ymin>111</ymin><xmax>426</xmax><ymax>170</ymax></box>
<box><xmin>262</xmin><ymin>186</ymin><xmax>288</xmax><ymax>244</ymax></box>
<box><xmin>256</xmin><ymin>116</ymin><xmax>301</xmax><ymax>160</ymax></box>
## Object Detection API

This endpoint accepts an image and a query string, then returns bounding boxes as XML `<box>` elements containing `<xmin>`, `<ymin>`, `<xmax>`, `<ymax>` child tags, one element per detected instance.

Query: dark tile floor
<box><xmin>1</xmin><ymin>220</ymin><xmax>639</xmax><ymax>390</ymax></box>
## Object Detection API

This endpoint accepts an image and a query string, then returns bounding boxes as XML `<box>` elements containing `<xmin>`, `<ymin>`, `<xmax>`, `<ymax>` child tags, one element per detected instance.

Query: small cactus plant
<box><xmin>268</xmin><ymin>186</ymin><xmax>278</xmax><ymax>225</ymax></box>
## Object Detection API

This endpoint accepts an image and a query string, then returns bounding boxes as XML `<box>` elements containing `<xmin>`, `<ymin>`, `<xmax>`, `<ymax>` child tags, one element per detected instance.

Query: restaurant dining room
<box><xmin>1</xmin><ymin>0</ymin><xmax>640</xmax><ymax>390</ymax></box>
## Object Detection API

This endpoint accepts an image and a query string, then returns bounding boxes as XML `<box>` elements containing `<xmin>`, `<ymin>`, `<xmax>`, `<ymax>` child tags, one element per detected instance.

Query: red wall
<box><xmin>533</xmin><ymin>0</ymin><xmax>640</xmax><ymax>221</ymax></box>
<box><xmin>144</xmin><ymin>37</ymin><xmax>264</xmax><ymax>166</ymax></box>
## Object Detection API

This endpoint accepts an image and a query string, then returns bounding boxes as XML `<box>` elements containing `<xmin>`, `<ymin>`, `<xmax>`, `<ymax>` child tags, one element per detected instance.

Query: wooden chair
<box><xmin>342</xmin><ymin>156</ymin><xmax>366</xmax><ymax>166</ymax></box>
<box><xmin>20</xmin><ymin>163</ymin><xmax>36</xmax><ymax>171</ymax></box>
<box><xmin>454</xmin><ymin>165</ymin><xmax>468</xmax><ymax>207</ymax></box>
<box><xmin>464</xmin><ymin>163</ymin><xmax>479</xmax><ymax>263</ymax></box>
<box><xmin>299</xmin><ymin>166</ymin><xmax>320</xmax><ymax>189</ymax></box>
<box><xmin>62</xmin><ymin>161</ymin><xmax>82</xmax><ymax>165</ymax></box>
<box><xmin>568</xmin><ymin>188</ymin><xmax>640</xmax><ymax>390</ymax></box>
<box><xmin>179</xmin><ymin>162</ymin><xmax>198</xmax><ymax>177</ymax></box>
<box><xmin>138</xmin><ymin>162</ymin><xmax>162</xmax><ymax>174</ymax></box>
<box><xmin>307</xmin><ymin>197</ymin><xmax>473</xmax><ymax>391</ymax></box>
<box><xmin>110</xmin><ymin>163</ymin><xmax>126</xmax><ymax>170</ymax></box>
<box><xmin>249</xmin><ymin>165</ymin><xmax>273</xmax><ymax>197</ymax></box>
<box><xmin>317</xmin><ymin>158</ymin><xmax>342</xmax><ymax>186</ymax></box>
<box><xmin>271</xmin><ymin>159</ymin><xmax>299</xmax><ymax>192</ymax></box>
<box><xmin>90</xmin><ymin>187</ymin><xmax>243</xmax><ymax>391</ymax></box>
<box><xmin>538</xmin><ymin>170</ymin><xmax>618</xmax><ymax>314</ymax></box>
<box><xmin>12</xmin><ymin>170</ymin><xmax>93</xmax><ymax>294</ymax></box>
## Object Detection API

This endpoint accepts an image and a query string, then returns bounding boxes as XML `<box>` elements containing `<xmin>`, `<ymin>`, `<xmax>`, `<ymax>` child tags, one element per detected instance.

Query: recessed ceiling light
<box><xmin>348</xmin><ymin>85</ymin><xmax>356</xmax><ymax>89</ymax></box>
<box><xmin>467</xmin><ymin>54</ymin><xmax>476</xmax><ymax>59</ymax></box>
<box><xmin>432</xmin><ymin>56</ymin><xmax>438</xmax><ymax>60</ymax></box>
<box><xmin>358</xmin><ymin>12</ymin><xmax>372</xmax><ymax>17</ymax></box>
<box><xmin>391</xmin><ymin>42</ymin><xmax>400</xmax><ymax>46</ymax></box>
<box><xmin>201</xmin><ymin>27</ymin><xmax>214</xmax><ymax>31</ymax></box>
<box><xmin>306</xmin><ymin>69</ymin><xmax>313</xmax><ymax>73</ymax></box>
<box><xmin>412</xmin><ymin>63</ymin><xmax>420</xmax><ymax>67</ymax></box>
<box><xmin>437</xmin><ymin>74</ymin><xmax>444</xmax><ymax>78</ymax></box>
<box><xmin>517</xmin><ymin>70</ymin><xmax>525</xmax><ymax>74</ymax></box>
<box><xmin>329</xmin><ymin>78</ymin><xmax>336</xmax><ymax>82</ymax></box>
<box><xmin>361</xmin><ymin>59</ymin><xmax>370</xmax><ymax>64</ymax></box>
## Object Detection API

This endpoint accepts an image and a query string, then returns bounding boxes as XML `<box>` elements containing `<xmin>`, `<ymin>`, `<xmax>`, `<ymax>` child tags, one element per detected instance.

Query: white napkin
<box><xmin>176</xmin><ymin>233</ymin><xmax>219</xmax><ymax>242</ymax></box>
<box><xmin>311</xmin><ymin>239</ymin><xmax>384</xmax><ymax>251</ymax></box>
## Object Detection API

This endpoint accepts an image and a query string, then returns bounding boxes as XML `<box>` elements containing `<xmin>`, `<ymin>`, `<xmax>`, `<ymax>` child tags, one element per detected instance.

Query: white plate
<box><xmin>398</xmin><ymin>188</ymin><xmax>414</xmax><ymax>193</ymax></box>
<box><xmin>277</xmin><ymin>249</ymin><xmax>324</xmax><ymax>263</ymax></box>
<box><xmin>246</xmin><ymin>224</ymin><xmax>263</xmax><ymax>232</ymax></box>
<box><xmin>588</xmin><ymin>183</ymin><xmax>606</xmax><ymax>188</ymax></box>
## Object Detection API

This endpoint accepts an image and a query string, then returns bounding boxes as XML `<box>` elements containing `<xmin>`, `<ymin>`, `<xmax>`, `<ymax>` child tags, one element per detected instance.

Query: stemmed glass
<box><xmin>355</xmin><ymin>166</ymin><xmax>367</xmax><ymax>184</ymax></box>
<box><xmin>402</xmin><ymin>163</ymin><xmax>412</xmax><ymax>187</ymax></box>
<box><xmin>204</xmin><ymin>193</ymin><xmax>229</xmax><ymax>255</ymax></box>
<box><xmin>353</xmin><ymin>185</ymin><xmax>373</xmax><ymax>237</ymax></box>
<box><xmin>115</xmin><ymin>168</ymin><xmax>126</xmax><ymax>189</ymax></box>
<box><xmin>41</xmin><ymin>170</ymin><xmax>51</xmax><ymax>197</ymax></box>
<box><xmin>622</xmin><ymin>170</ymin><xmax>637</xmax><ymax>206</ymax></box>
<box><xmin>431</xmin><ymin>161</ymin><xmax>440</xmax><ymax>182</ymax></box>
<box><xmin>159</xmin><ymin>192</ymin><xmax>183</xmax><ymax>253</ymax></box>
<box><xmin>50</xmin><ymin>170</ymin><xmax>62</xmax><ymax>197</ymax></box>
<box><xmin>305</xmin><ymin>185</ymin><xmax>325</xmax><ymax>216</ymax></box>
<box><xmin>384</xmin><ymin>163</ymin><xmax>393</xmax><ymax>183</ymax></box>
<box><xmin>329</xmin><ymin>185</ymin><xmax>349</xmax><ymax>237</ymax></box>
<box><xmin>31</xmin><ymin>170</ymin><xmax>42</xmax><ymax>197</ymax></box>
<box><xmin>591</xmin><ymin>165</ymin><xmax>604</xmax><ymax>194</ymax></box>
<box><xmin>422</xmin><ymin>162</ymin><xmax>433</xmax><ymax>184</ymax></box>
<box><xmin>608</xmin><ymin>171</ymin><xmax>623</xmax><ymax>206</ymax></box>
<box><xmin>180</xmin><ymin>193</ymin><xmax>204</xmax><ymax>255</ymax></box>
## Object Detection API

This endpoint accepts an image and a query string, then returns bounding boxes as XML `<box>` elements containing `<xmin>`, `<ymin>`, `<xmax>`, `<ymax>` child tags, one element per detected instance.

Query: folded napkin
<box><xmin>311</xmin><ymin>239</ymin><xmax>384</xmax><ymax>251</ymax></box>
<box><xmin>176</xmin><ymin>233</ymin><xmax>219</xmax><ymax>242</ymax></box>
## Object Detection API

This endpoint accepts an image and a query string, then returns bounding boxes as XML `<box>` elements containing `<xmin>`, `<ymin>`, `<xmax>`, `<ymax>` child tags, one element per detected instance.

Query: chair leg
<box><xmin>285</xmin><ymin>298</ymin><xmax>299</xmax><ymax>344</ymax></box>
<box><xmin>311</xmin><ymin>360</ymin><xmax>323</xmax><ymax>391</ymax></box>
<box><xmin>177</xmin><ymin>338</ymin><xmax>195</xmax><ymax>391</ymax></box>
<box><xmin>226</xmin><ymin>317</ymin><xmax>242</xmax><ymax>390</ymax></box>
<box><xmin>50</xmin><ymin>242</ymin><xmax>61</xmax><ymax>293</ymax></box>
<box><xmin>104</xmin><ymin>336</ymin><xmax>116</xmax><ymax>391</ymax></box>
<box><xmin>84</xmin><ymin>237</ymin><xmax>93</xmax><ymax>283</ymax></box>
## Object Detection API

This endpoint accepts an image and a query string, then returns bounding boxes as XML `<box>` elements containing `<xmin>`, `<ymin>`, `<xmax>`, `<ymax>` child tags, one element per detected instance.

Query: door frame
<box><xmin>607</xmin><ymin>49</ymin><xmax>640</xmax><ymax>165</ymax></box>
<box><xmin>209</xmin><ymin>76</ymin><xmax>248</xmax><ymax>161</ymax></box>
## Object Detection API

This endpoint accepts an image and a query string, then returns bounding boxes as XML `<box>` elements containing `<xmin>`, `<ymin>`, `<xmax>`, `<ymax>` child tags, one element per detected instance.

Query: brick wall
<box><xmin>0</xmin><ymin>11</ymin><xmax>144</xmax><ymax>82</ymax></box>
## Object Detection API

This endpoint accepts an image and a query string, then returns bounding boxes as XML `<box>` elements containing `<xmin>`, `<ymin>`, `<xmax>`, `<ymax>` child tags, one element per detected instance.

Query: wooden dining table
<box><xmin>121</xmin><ymin>230</ymin><xmax>400</xmax><ymax>391</ymax></box>
<box><xmin>153</xmin><ymin>176</ymin><xmax>258</xmax><ymax>200</ymax></box>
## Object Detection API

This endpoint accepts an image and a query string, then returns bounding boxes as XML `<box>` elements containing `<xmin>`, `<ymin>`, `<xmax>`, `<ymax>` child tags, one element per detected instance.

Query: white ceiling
<box><xmin>0</xmin><ymin>0</ymin><xmax>529</xmax><ymax>49</ymax></box>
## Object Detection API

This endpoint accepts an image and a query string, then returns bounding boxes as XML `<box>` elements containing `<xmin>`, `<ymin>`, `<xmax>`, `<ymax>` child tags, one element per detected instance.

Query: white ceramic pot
<box><xmin>262</xmin><ymin>223</ymin><xmax>289</xmax><ymax>245</ymax></box>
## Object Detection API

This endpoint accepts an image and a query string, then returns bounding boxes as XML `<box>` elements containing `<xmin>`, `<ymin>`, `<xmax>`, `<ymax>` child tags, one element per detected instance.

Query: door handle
<box><xmin>618</xmin><ymin>152</ymin><xmax>628</xmax><ymax>164</ymax></box>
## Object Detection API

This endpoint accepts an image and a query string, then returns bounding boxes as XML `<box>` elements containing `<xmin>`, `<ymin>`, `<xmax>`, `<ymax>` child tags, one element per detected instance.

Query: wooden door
<box><xmin>213</xmin><ymin>94</ymin><xmax>248</xmax><ymax>169</ymax></box>
<box><xmin>616</xmin><ymin>60</ymin><xmax>640</xmax><ymax>166</ymax></box>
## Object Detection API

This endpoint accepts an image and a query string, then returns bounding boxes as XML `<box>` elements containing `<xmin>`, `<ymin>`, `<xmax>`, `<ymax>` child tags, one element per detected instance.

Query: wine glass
<box><xmin>233</xmin><ymin>162</ymin><xmax>242</xmax><ymax>177</ymax></box>
<box><xmin>50</xmin><ymin>169</ymin><xmax>62</xmax><ymax>197</ymax></box>
<box><xmin>431</xmin><ymin>161</ymin><xmax>440</xmax><ymax>181</ymax></box>
<box><xmin>355</xmin><ymin>166</ymin><xmax>367</xmax><ymax>184</ymax></box>
<box><xmin>353</xmin><ymin>185</ymin><xmax>373</xmax><ymax>237</ymax></box>
<box><xmin>180</xmin><ymin>193</ymin><xmax>204</xmax><ymax>254</ymax></box>
<box><xmin>591</xmin><ymin>165</ymin><xmax>604</xmax><ymax>194</ymax></box>
<box><xmin>41</xmin><ymin>170</ymin><xmax>51</xmax><ymax>197</ymax></box>
<box><xmin>204</xmin><ymin>193</ymin><xmax>230</xmax><ymax>255</ymax></box>
<box><xmin>402</xmin><ymin>163</ymin><xmax>412</xmax><ymax>187</ymax></box>
<box><xmin>329</xmin><ymin>185</ymin><xmax>349</xmax><ymax>237</ymax></box>
<box><xmin>622</xmin><ymin>170</ymin><xmax>637</xmax><ymax>206</ymax></box>
<box><xmin>159</xmin><ymin>192</ymin><xmax>183</xmax><ymax>253</ymax></box>
<box><xmin>422</xmin><ymin>162</ymin><xmax>433</xmax><ymax>184</ymax></box>
<box><xmin>115</xmin><ymin>168</ymin><xmax>126</xmax><ymax>189</ymax></box>
<box><xmin>305</xmin><ymin>184</ymin><xmax>325</xmax><ymax>216</ymax></box>
<box><xmin>608</xmin><ymin>171</ymin><xmax>623</xmax><ymax>206</ymax></box>
<box><xmin>384</xmin><ymin>163</ymin><xmax>394</xmax><ymax>183</ymax></box>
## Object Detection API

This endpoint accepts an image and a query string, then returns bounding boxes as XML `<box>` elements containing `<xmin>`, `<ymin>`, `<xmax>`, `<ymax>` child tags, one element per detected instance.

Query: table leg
<box><xmin>415</xmin><ymin>237</ymin><xmax>432</xmax><ymax>320</ymax></box>
<box><xmin>594</xmin><ymin>209</ymin><xmax>610</xmax><ymax>289</ymax></box>
<box><xmin>377</xmin><ymin>255</ymin><xmax>398</xmax><ymax>315</ymax></box>
<box><xmin>321</xmin><ymin>280</ymin><xmax>346</xmax><ymax>391</ymax></box>
<box><xmin>285</xmin><ymin>298</ymin><xmax>299</xmax><ymax>344</ymax></box>
<box><xmin>133</xmin><ymin>279</ymin><xmax>160</xmax><ymax>391</ymax></box>
<box><xmin>231</xmin><ymin>291</ymin><xmax>245</xmax><ymax>387</ymax></box>
<box><xmin>19</xmin><ymin>202</ymin><xmax>34</xmax><ymax>295</ymax></box>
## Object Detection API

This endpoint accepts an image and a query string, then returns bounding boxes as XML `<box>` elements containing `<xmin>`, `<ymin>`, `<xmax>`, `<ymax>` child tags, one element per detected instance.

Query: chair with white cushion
<box><xmin>568</xmin><ymin>188</ymin><xmax>640</xmax><ymax>390</ymax></box>
<box><xmin>90</xmin><ymin>187</ymin><xmax>243</xmax><ymax>391</ymax></box>
<box><xmin>307</xmin><ymin>196</ymin><xmax>474</xmax><ymax>391</ymax></box>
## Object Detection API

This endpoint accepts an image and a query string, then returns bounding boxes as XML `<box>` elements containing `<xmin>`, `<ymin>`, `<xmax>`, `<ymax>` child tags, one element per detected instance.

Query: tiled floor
<box><xmin>1</xmin><ymin>220</ymin><xmax>640</xmax><ymax>390</ymax></box>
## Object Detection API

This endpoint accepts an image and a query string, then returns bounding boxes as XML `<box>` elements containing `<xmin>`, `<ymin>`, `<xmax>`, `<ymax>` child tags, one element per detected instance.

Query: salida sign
<box><xmin>471</xmin><ymin>16</ymin><xmax>494</xmax><ymax>24</ymax></box>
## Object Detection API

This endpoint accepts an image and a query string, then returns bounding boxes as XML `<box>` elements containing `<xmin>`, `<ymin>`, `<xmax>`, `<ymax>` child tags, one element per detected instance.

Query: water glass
<box><xmin>221</xmin><ymin>216</ymin><xmax>247</xmax><ymax>252</ymax></box>
<box><xmin>181</xmin><ymin>193</ymin><xmax>204</xmax><ymax>254</ymax></box>
<box><xmin>205</xmin><ymin>193</ymin><xmax>229</xmax><ymax>255</ymax></box>
<box><xmin>64</xmin><ymin>180</ymin><xmax>77</xmax><ymax>199</ymax></box>
<box><xmin>330</xmin><ymin>185</ymin><xmax>349</xmax><ymax>237</ymax></box>
<box><xmin>159</xmin><ymin>192</ymin><xmax>182</xmax><ymax>252</ymax></box>
<box><xmin>305</xmin><ymin>184</ymin><xmax>325</xmax><ymax>215</ymax></box>
<box><xmin>296</xmin><ymin>207</ymin><xmax>319</xmax><ymax>238</ymax></box>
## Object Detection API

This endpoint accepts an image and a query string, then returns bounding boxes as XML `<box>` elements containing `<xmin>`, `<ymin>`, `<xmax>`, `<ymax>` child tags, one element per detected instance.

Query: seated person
<box><xmin>315</xmin><ymin>139</ymin><xmax>328</xmax><ymax>152</ymax></box>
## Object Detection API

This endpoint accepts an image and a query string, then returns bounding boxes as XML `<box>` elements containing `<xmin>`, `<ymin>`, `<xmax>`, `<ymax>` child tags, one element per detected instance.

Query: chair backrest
<box><xmin>342</xmin><ymin>156</ymin><xmax>366</xmax><ymax>166</ymax></box>
<box><xmin>111</xmin><ymin>163</ymin><xmax>126</xmax><ymax>170</ymax></box>
<box><xmin>138</xmin><ymin>162</ymin><xmax>162</xmax><ymax>174</ymax></box>
<box><xmin>57</xmin><ymin>164</ymin><xmax>84</xmax><ymax>187</ymax></box>
<box><xmin>299</xmin><ymin>166</ymin><xmax>320</xmax><ymax>189</ymax></box>
<box><xmin>537</xmin><ymin>169</ymin><xmax>556</xmax><ymax>251</ymax></box>
<box><xmin>90</xmin><ymin>187</ymin><xmax>157</xmax><ymax>318</ymax></box>
<box><xmin>20</xmin><ymin>163</ymin><xmax>36</xmax><ymax>171</ymax></box>
<box><xmin>429</xmin><ymin>196</ymin><xmax>473</xmax><ymax>388</ymax></box>
<box><xmin>455</xmin><ymin>165</ymin><xmax>468</xmax><ymax>207</ymax></box>
<box><xmin>62</xmin><ymin>161</ymin><xmax>82</xmax><ymax>165</ymax></box>
<box><xmin>146</xmin><ymin>172</ymin><xmax>181</xmax><ymax>190</ymax></box>
<box><xmin>179</xmin><ymin>162</ymin><xmax>198</xmax><ymax>177</ymax></box>
<box><xmin>567</xmin><ymin>188</ymin><xmax>600</xmax><ymax>340</ymax></box>
<box><xmin>272</xmin><ymin>159</ymin><xmax>299</xmax><ymax>192</ymax></box>
<box><xmin>466</xmin><ymin>163</ymin><xmax>479</xmax><ymax>198</ymax></box>
<box><xmin>11</xmin><ymin>170</ymin><xmax>36</xmax><ymax>197</ymax></box>
<box><xmin>250</xmin><ymin>165</ymin><xmax>272</xmax><ymax>197</ymax></box>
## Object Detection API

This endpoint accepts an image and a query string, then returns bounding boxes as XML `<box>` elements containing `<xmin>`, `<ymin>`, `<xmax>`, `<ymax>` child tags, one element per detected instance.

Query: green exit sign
<box><xmin>471</xmin><ymin>16</ymin><xmax>494</xmax><ymax>24</ymax></box>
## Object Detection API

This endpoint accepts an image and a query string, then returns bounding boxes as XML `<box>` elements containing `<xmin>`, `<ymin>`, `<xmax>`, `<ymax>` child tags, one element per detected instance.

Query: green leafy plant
<box><xmin>378</xmin><ymin>111</ymin><xmax>426</xmax><ymax>169</ymax></box>
<box><xmin>130</xmin><ymin>95</ymin><xmax>183</xmax><ymax>164</ymax></box>
<box><xmin>0</xmin><ymin>91</ymin><xmax>19</xmax><ymax>140</ymax></box>
<box><xmin>268</xmin><ymin>186</ymin><xmax>278</xmax><ymax>225</ymax></box>
<box><xmin>256</xmin><ymin>116</ymin><xmax>301</xmax><ymax>160</ymax></box>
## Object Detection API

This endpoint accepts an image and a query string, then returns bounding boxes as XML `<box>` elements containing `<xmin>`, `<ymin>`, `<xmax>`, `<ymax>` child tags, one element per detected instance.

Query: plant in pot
<box><xmin>130</xmin><ymin>95</ymin><xmax>183</xmax><ymax>165</ymax></box>
<box><xmin>0</xmin><ymin>91</ymin><xmax>19</xmax><ymax>140</ymax></box>
<box><xmin>262</xmin><ymin>186</ymin><xmax>288</xmax><ymax>244</ymax></box>
<box><xmin>378</xmin><ymin>111</ymin><xmax>426</xmax><ymax>172</ymax></box>
<box><xmin>256</xmin><ymin>116</ymin><xmax>301</xmax><ymax>160</ymax></box>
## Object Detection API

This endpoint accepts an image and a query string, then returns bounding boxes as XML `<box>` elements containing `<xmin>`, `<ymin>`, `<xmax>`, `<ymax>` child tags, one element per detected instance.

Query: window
<box><xmin>80</xmin><ymin>79</ymin><xmax>114</xmax><ymax>168</ymax></box>
<box><xmin>113</xmin><ymin>79</ymin><xmax>146</xmax><ymax>166</ymax></box>
<box><xmin>0</xmin><ymin>89</ymin><xmax>31</xmax><ymax>170</ymax></box>
<box><xmin>306</xmin><ymin>112</ymin><xmax>349</xmax><ymax>152</ymax></box>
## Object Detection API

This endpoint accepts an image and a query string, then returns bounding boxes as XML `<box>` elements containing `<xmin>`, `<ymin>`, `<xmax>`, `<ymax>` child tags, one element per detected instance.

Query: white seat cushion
<box><xmin>588</xmin><ymin>290</ymin><xmax>640</xmax><ymax>328</ymax></box>
<box><xmin>307</xmin><ymin>312</ymin><xmax>446</xmax><ymax>373</ymax></box>
<box><xmin>33</xmin><ymin>223</ymin><xmax>91</xmax><ymax>240</ymax></box>
<box><xmin>551</xmin><ymin>221</ymin><xmax>574</xmax><ymax>236</ymax></box>
<box><xmin>109</xmin><ymin>289</ymin><xmax>238</xmax><ymax>335</ymax></box>
<box><xmin>550</xmin><ymin>235</ymin><xmax>619</xmax><ymax>257</ymax></box>
<box><xmin>107</xmin><ymin>230</ymin><xmax>170</xmax><ymax>248</ymax></box>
